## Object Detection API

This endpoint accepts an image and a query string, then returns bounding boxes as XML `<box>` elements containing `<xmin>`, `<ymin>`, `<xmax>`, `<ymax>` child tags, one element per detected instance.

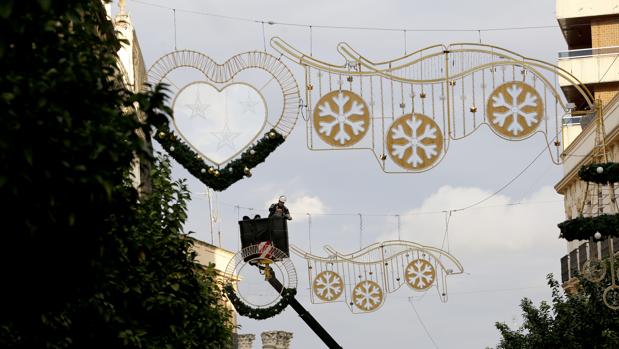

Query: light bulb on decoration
<box><xmin>208</xmin><ymin>167</ymin><xmax>215</xmax><ymax>175</ymax></box>
<box><xmin>214</xmin><ymin>170</ymin><xmax>220</xmax><ymax>177</ymax></box>
<box><xmin>250</xmin><ymin>149</ymin><xmax>256</xmax><ymax>155</ymax></box>
<box><xmin>200</xmin><ymin>168</ymin><xmax>206</xmax><ymax>174</ymax></box>
<box><xmin>169</xmin><ymin>146</ymin><xmax>175</xmax><ymax>152</ymax></box>
<box><xmin>594</xmin><ymin>231</ymin><xmax>602</xmax><ymax>240</ymax></box>
<box><xmin>268</xmin><ymin>131</ymin><xmax>277</xmax><ymax>139</ymax></box>
<box><xmin>244</xmin><ymin>167</ymin><xmax>252</xmax><ymax>177</ymax></box>
<box><xmin>196</xmin><ymin>155</ymin><xmax>202</xmax><ymax>160</ymax></box>
<box><xmin>597</xmin><ymin>166</ymin><xmax>604</xmax><ymax>174</ymax></box>
<box><xmin>159</xmin><ymin>131</ymin><xmax>166</xmax><ymax>139</ymax></box>
<box><xmin>228</xmin><ymin>167</ymin><xmax>234</xmax><ymax>173</ymax></box>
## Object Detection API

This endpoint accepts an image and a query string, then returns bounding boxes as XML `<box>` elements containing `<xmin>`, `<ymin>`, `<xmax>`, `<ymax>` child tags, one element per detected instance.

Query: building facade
<box><xmin>555</xmin><ymin>0</ymin><xmax>619</xmax><ymax>287</ymax></box>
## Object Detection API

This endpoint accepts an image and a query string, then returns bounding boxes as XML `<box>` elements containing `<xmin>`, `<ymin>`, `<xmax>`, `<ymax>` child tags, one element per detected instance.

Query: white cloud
<box><xmin>378</xmin><ymin>185</ymin><xmax>565</xmax><ymax>255</ymax></box>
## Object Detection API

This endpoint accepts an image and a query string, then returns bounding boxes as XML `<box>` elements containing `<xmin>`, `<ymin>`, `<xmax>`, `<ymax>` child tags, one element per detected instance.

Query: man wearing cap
<box><xmin>269</xmin><ymin>195</ymin><xmax>292</xmax><ymax>220</ymax></box>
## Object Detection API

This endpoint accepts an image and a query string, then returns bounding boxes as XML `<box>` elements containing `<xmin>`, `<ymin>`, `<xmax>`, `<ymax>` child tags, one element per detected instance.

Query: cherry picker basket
<box><xmin>238</xmin><ymin>216</ymin><xmax>289</xmax><ymax>262</ymax></box>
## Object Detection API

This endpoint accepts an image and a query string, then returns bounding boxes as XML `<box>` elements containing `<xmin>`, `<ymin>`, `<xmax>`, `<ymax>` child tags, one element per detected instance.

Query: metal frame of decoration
<box><xmin>291</xmin><ymin>240</ymin><xmax>463</xmax><ymax>314</ymax></box>
<box><xmin>148</xmin><ymin>50</ymin><xmax>300</xmax><ymax>138</ymax></box>
<box><xmin>271</xmin><ymin>37</ymin><xmax>595</xmax><ymax>172</ymax></box>
<box><xmin>224</xmin><ymin>245</ymin><xmax>298</xmax><ymax>319</ymax></box>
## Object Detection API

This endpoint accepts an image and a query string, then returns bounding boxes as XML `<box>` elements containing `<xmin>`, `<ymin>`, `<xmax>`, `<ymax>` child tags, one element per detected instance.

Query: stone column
<box><xmin>237</xmin><ymin>334</ymin><xmax>256</xmax><ymax>349</ymax></box>
<box><xmin>275</xmin><ymin>331</ymin><xmax>293</xmax><ymax>349</ymax></box>
<box><xmin>261</xmin><ymin>331</ymin><xmax>278</xmax><ymax>349</ymax></box>
<box><xmin>261</xmin><ymin>331</ymin><xmax>293</xmax><ymax>349</ymax></box>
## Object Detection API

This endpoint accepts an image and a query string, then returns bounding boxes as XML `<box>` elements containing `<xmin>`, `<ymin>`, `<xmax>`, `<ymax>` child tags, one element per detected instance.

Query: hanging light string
<box><xmin>261</xmin><ymin>21</ymin><xmax>267</xmax><ymax>52</ymax></box>
<box><xmin>129</xmin><ymin>0</ymin><xmax>586</xmax><ymax>34</ymax></box>
<box><xmin>172</xmin><ymin>8</ymin><xmax>177</xmax><ymax>50</ymax></box>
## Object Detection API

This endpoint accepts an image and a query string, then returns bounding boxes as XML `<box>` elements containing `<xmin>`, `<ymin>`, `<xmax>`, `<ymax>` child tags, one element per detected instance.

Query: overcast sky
<box><xmin>121</xmin><ymin>0</ymin><xmax>569</xmax><ymax>347</ymax></box>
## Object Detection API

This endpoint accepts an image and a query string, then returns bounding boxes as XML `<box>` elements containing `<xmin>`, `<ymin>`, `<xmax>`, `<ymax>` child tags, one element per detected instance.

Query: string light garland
<box><xmin>155</xmin><ymin>121</ymin><xmax>285</xmax><ymax>191</ymax></box>
<box><xmin>224</xmin><ymin>284</ymin><xmax>296</xmax><ymax>320</ymax></box>
<box><xmin>578</xmin><ymin>163</ymin><xmax>619</xmax><ymax>185</ymax></box>
<box><xmin>558</xmin><ymin>214</ymin><xmax>619</xmax><ymax>241</ymax></box>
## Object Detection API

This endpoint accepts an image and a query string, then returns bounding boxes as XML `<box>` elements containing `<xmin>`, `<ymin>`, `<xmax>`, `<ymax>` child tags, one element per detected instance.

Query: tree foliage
<box><xmin>495</xmin><ymin>273</ymin><xmax>619</xmax><ymax>349</ymax></box>
<box><xmin>0</xmin><ymin>1</ymin><xmax>232</xmax><ymax>347</ymax></box>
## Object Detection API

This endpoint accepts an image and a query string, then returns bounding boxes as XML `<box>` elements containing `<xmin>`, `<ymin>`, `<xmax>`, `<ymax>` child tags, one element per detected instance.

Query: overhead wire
<box><xmin>408</xmin><ymin>298</ymin><xmax>440</xmax><ymax>349</ymax></box>
<box><xmin>129</xmin><ymin>0</ymin><xmax>591</xmax><ymax>34</ymax></box>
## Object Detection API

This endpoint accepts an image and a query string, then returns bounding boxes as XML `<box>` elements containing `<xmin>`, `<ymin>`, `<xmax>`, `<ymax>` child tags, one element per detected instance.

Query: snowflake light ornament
<box><xmin>312</xmin><ymin>271</ymin><xmax>344</xmax><ymax>302</ymax></box>
<box><xmin>386</xmin><ymin>113</ymin><xmax>444</xmax><ymax>171</ymax></box>
<box><xmin>405</xmin><ymin>259</ymin><xmax>436</xmax><ymax>291</ymax></box>
<box><xmin>352</xmin><ymin>280</ymin><xmax>384</xmax><ymax>312</ymax></box>
<box><xmin>486</xmin><ymin>81</ymin><xmax>543</xmax><ymax>139</ymax></box>
<box><xmin>313</xmin><ymin>90</ymin><xmax>370</xmax><ymax>147</ymax></box>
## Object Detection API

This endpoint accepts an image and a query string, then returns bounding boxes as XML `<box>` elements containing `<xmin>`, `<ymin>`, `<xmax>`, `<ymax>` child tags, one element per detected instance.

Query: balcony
<box><xmin>557</xmin><ymin>0</ymin><xmax>619</xmax><ymax>21</ymax></box>
<box><xmin>560</xmin><ymin>238</ymin><xmax>619</xmax><ymax>284</ymax></box>
<box><xmin>557</xmin><ymin>46</ymin><xmax>619</xmax><ymax>86</ymax></box>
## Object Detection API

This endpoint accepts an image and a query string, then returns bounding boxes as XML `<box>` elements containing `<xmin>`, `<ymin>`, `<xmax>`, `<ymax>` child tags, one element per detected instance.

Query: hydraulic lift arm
<box><xmin>267</xmin><ymin>275</ymin><xmax>343</xmax><ymax>349</ymax></box>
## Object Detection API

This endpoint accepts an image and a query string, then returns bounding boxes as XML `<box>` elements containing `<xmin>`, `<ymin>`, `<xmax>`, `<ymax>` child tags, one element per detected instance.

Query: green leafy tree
<box><xmin>0</xmin><ymin>1</ymin><xmax>232</xmax><ymax>348</ymax></box>
<box><xmin>495</xmin><ymin>273</ymin><xmax>619</xmax><ymax>349</ymax></box>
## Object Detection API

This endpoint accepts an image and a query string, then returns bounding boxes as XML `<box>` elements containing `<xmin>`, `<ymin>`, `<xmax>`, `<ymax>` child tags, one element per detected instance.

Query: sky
<box><xmin>120</xmin><ymin>0</ymin><xmax>570</xmax><ymax>347</ymax></box>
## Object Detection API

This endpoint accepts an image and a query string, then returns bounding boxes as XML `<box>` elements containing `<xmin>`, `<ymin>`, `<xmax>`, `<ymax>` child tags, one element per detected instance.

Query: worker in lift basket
<box><xmin>268</xmin><ymin>195</ymin><xmax>292</xmax><ymax>220</ymax></box>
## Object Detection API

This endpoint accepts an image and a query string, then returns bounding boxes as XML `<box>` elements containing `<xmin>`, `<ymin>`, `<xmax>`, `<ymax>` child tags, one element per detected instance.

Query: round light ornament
<box><xmin>405</xmin><ymin>259</ymin><xmax>436</xmax><ymax>291</ymax></box>
<box><xmin>597</xmin><ymin>166</ymin><xmax>604</xmax><ymax>174</ymax></box>
<box><xmin>312</xmin><ymin>271</ymin><xmax>344</xmax><ymax>302</ymax></box>
<box><xmin>351</xmin><ymin>280</ymin><xmax>384</xmax><ymax>312</ymax></box>
<box><xmin>487</xmin><ymin>81</ymin><xmax>543</xmax><ymax>139</ymax></box>
<box><xmin>583</xmin><ymin>259</ymin><xmax>606</xmax><ymax>283</ymax></box>
<box><xmin>386</xmin><ymin>113</ymin><xmax>444</xmax><ymax>171</ymax></box>
<box><xmin>594</xmin><ymin>231</ymin><xmax>602</xmax><ymax>240</ymax></box>
<box><xmin>313</xmin><ymin>90</ymin><xmax>370</xmax><ymax>147</ymax></box>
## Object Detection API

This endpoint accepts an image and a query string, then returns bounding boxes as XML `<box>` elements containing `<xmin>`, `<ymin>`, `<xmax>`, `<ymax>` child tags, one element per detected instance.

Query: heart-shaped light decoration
<box><xmin>147</xmin><ymin>50</ymin><xmax>300</xmax><ymax>190</ymax></box>
<box><xmin>172</xmin><ymin>82</ymin><xmax>268</xmax><ymax>165</ymax></box>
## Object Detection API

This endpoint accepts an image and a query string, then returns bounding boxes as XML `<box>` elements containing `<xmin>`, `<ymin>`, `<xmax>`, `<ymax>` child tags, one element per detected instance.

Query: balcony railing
<box><xmin>558</xmin><ymin>45</ymin><xmax>619</xmax><ymax>59</ymax></box>
<box><xmin>560</xmin><ymin>238</ymin><xmax>619</xmax><ymax>283</ymax></box>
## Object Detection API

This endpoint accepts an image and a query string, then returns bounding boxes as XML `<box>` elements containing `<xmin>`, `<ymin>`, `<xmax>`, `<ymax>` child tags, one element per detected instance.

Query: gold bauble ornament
<box><xmin>214</xmin><ymin>170</ymin><xmax>220</xmax><ymax>177</ymax></box>
<box><xmin>244</xmin><ymin>167</ymin><xmax>252</xmax><ymax>177</ymax></box>
<box><xmin>159</xmin><ymin>131</ymin><xmax>166</xmax><ymax>139</ymax></box>
<box><xmin>208</xmin><ymin>167</ymin><xmax>215</xmax><ymax>175</ymax></box>
<box><xmin>268</xmin><ymin>131</ymin><xmax>277</xmax><ymax>139</ymax></box>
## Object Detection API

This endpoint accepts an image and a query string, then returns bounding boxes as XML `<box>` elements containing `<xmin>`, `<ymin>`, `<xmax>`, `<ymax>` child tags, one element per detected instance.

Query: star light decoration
<box><xmin>185</xmin><ymin>90</ymin><xmax>210</xmax><ymax>120</ymax></box>
<box><xmin>239</xmin><ymin>92</ymin><xmax>259</xmax><ymax>115</ymax></box>
<box><xmin>210</xmin><ymin>119</ymin><xmax>241</xmax><ymax>151</ymax></box>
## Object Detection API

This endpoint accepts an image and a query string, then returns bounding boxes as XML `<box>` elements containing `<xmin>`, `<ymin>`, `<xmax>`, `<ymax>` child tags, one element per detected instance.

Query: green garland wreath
<box><xmin>578</xmin><ymin>163</ymin><xmax>619</xmax><ymax>184</ymax></box>
<box><xmin>224</xmin><ymin>284</ymin><xmax>296</xmax><ymax>320</ymax></box>
<box><xmin>558</xmin><ymin>214</ymin><xmax>619</xmax><ymax>241</ymax></box>
<box><xmin>153</xmin><ymin>121</ymin><xmax>285</xmax><ymax>191</ymax></box>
